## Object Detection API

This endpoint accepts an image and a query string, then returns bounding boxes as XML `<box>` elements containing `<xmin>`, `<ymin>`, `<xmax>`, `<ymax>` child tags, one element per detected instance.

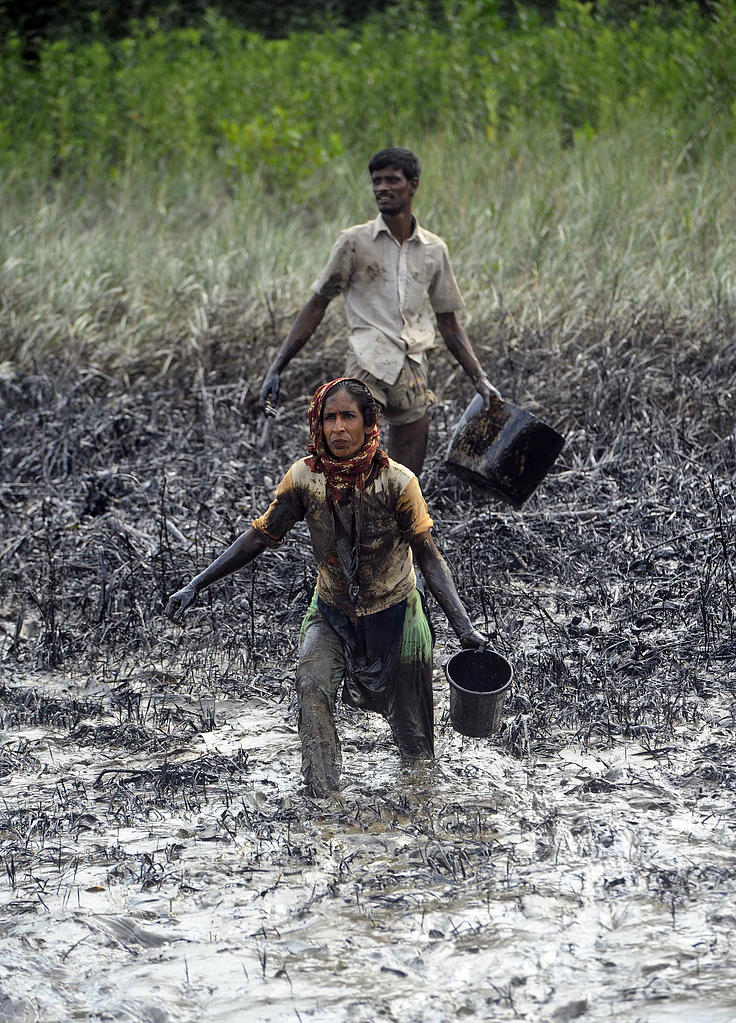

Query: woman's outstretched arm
<box><xmin>165</xmin><ymin>526</ymin><xmax>269</xmax><ymax>622</ymax></box>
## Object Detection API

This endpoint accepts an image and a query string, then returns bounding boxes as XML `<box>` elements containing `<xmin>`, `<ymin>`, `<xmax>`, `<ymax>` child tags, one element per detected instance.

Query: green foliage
<box><xmin>221</xmin><ymin>110</ymin><xmax>344</xmax><ymax>192</ymax></box>
<box><xmin>0</xmin><ymin>1</ymin><xmax>734</xmax><ymax>195</ymax></box>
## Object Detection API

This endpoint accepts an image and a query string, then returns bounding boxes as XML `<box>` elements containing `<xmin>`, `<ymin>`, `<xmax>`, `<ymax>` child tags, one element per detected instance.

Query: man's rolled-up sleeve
<box><xmin>310</xmin><ymin>232</ymin><xmax>353</xmax><ymax>301</ymax></box>
<box><xmin>428</xmin><ymin>242</ymin><xmax>465</xmax><ymax>314</ymax></box>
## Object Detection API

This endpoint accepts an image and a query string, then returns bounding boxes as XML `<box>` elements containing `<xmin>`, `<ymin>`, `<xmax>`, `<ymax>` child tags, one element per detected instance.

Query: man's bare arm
<box><xmin>260</xmin><ymin>293</ymin><xmax>330</xmax><ymax>411</ymax></box>
<box><xmin>436</xmin><ymin>311</ymin><xmax>500</xmax><ymax>409</ymax></box>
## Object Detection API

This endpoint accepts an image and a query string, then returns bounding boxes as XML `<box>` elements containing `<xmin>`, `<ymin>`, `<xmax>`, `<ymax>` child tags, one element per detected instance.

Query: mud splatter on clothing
<box><xmin>310</xmin><ymin>214</ymin><xmax>465</xmax><ymax>386</ymax></box>
<box><xmin>251</xmin><ymin>456</ymin><xmax>433</xmax><ymax>617</ymax></box>
<box><xmin>296</xmin><ymin>587</ymin><xmax>434</xmax><ymax>797</ymax></box>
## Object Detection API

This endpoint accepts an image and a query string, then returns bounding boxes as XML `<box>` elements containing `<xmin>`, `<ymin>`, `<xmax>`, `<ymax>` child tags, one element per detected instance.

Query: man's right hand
<box><xmin>259</xmin><ymin>371</ymin><xmax>280</xmax><ymax>415</ymax></box>
<box><xmin>165</xmin><ymin>582</ymin><xmax>198</xmax><ymax>623</ymax></box>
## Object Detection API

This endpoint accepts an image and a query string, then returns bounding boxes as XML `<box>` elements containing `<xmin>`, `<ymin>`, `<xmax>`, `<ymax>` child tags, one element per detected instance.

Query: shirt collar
<box><xmin>373</xmin><ymin>213</ymin><xmax>427</xmax><ymax>244</ymax></box>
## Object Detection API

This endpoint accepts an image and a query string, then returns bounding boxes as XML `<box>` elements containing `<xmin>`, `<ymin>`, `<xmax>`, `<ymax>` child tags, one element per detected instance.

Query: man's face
<box><xmin>371</xmin><ymin>165</ymin><xmax>417</xmax><ymax>217</ymax></box>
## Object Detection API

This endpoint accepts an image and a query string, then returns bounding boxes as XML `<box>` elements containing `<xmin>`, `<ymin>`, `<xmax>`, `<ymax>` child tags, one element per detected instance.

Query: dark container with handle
<box><xmin>445</xmin><ymin>648</ymin><xmax>513</xmax><ymax>738</ymax></box>
<box><xmin>446</xmin><ymin>394</ymin><xmax>565</xmax><ymax>508</ymax></box>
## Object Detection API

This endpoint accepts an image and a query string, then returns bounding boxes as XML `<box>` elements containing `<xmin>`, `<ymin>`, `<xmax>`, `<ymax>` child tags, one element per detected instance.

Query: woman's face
<box><xmin>322</xmin><ymin>390</ymin><xmax>367</xmax><ymax>459</ymax></box>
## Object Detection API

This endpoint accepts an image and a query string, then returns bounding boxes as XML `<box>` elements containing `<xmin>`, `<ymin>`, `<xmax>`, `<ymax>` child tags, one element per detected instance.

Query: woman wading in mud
<box><xmin>166</xmin><ymin>378</ymin><xmax>486</xmax><ymax>797</ymax></box>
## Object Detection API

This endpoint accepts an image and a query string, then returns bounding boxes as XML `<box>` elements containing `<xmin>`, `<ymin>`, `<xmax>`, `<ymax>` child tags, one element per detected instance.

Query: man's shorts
<box><xmin>344</xmin><ymin>353</ymin><xmax>436</xmax><ymax>426</ymax></box>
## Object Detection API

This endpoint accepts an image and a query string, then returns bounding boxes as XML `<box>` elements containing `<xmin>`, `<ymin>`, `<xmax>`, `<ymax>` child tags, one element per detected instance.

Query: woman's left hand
<box><xmin>460</xmin><ymin>628</ymin><xmax>487</xmax><ymax>650</ymax></box>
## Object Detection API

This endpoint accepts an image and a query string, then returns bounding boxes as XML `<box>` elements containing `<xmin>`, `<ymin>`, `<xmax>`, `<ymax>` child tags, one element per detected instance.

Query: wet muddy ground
<box><xmin>1</xmin><ymin>311</ymin><xmax>735</xmax><ymax>1021</ymax></box>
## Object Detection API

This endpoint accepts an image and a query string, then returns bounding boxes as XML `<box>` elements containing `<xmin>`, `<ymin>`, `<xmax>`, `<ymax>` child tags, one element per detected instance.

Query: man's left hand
<box><xmin>475</xmin><ymin>372</ymin><xmax>501</xmax><ymax>409</ymax></box>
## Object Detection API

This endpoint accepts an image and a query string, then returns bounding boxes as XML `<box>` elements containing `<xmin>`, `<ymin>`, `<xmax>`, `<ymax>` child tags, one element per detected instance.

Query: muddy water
<box><xmin>2</xmin><ymin>661</ymin><xmax>736</xmax><ymax>1023</ymax></box>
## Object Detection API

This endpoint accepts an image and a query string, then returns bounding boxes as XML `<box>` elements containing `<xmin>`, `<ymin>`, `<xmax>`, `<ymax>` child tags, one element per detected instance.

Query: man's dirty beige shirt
<box><xmin>251</xmin><ymin>457</ymin><xmax>433</xmax><ymax>618</ymax></box>
<box><xmin>310</xmin><ymin>214</ymin><xmax>465</xmax><ymax>386</ymax></box>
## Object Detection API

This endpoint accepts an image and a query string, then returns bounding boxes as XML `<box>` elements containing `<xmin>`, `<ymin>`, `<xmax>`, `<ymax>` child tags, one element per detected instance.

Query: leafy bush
<box><xmin>0</xmin><ymin>1</ymin><xmax>734</xmax><ymax>194</ymax></box>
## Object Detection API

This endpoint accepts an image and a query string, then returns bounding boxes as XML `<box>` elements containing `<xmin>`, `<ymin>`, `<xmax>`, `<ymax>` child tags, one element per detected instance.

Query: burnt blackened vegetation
<box><xmin>0</xmin><ymin>363</ymin><xmax>306</xmax><ymax>673</ymax></box>
<box><xmin>0</xmin><ymin>680</ymin><xmax>104</xmax><ymax>731</ymax></box>
<box><xmin>0</xmin><ymin>666</ymin><xmax>250</xmax><ymax>896</ymax></box>
<box><xmin>428</xmin><ymin>307</ymin><xmax>736</xmax><ymax>753</ymax></box>
<box><xmin>1</xmin><ymin>308</ymin><xmax>735</xmax><ymax>761</ymax></box>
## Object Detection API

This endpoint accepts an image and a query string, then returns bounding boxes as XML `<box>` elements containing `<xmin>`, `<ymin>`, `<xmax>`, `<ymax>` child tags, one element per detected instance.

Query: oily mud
<box><xmin>1</xmin><ymin>309</ymin><xmax>735</xmax><ymax>1021</ymax></box>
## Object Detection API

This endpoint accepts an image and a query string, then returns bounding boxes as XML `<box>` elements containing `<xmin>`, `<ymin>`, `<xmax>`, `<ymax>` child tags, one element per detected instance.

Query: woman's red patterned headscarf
<box><xmin>305</xmin><ymin>378</ymin><xmax>389</xmax><ymax>503</ymax></box>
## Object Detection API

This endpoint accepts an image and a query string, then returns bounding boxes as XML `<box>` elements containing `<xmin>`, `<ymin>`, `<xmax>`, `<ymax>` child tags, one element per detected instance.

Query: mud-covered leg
<box><xmin>384</xmin><ymin>588</ymin><xmax>435</xmax><ymax>759</ymax></box>
<box><xmin>388</xmin><ymin>414</ymin><xmax>429</xmax><ymax>478</ymax></box>
<box><xmin>296</xmin><ymin>616</ymin><xmax>345</xmax><ymax>798</ymax></box>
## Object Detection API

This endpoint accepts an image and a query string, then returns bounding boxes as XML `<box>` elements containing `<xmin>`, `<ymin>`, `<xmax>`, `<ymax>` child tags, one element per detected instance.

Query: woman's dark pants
<box><xmin>296</xmin><ymin>589</ymin><xmax>434</xmax><ymax>798</ymax></box>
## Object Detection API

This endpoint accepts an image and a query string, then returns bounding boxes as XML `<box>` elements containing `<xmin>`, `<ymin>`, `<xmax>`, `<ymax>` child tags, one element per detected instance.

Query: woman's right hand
<box><xmin>165</xmin><ymin>582</ymin><xmax>198</xmax><ymax>623</ymax></box>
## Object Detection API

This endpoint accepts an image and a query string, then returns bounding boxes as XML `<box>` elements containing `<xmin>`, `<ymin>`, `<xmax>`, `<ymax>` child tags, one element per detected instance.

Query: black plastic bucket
<box><xmin>445</xmin><ymin>394</ymin><xmax>565</xmax><ymax>508</ymax></box>
<box><xmin>445</xmin><ymin>648</ymin><xmax>513</xmax><ymax>738</ymax></box>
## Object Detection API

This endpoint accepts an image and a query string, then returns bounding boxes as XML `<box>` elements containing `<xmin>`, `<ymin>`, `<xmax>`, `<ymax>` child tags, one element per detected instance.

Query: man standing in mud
<box><xmin>259</xmin><ymin>147</ymin><xmax>499</xmax><ymax>476</ymax></box>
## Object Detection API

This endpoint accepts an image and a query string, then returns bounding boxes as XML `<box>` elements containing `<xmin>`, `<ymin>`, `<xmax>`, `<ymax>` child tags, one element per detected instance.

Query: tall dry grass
<box><xmin>1</xmin><ymin>116</ymin><xmax>735</xmax><ymax>378</ymax></box>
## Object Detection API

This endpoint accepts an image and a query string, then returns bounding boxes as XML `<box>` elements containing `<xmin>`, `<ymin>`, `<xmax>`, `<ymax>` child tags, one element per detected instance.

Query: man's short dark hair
<box><xmin>368</xmin><ymin>147</ymin><xmax>421</xmax><ymax>181</ymax></box>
